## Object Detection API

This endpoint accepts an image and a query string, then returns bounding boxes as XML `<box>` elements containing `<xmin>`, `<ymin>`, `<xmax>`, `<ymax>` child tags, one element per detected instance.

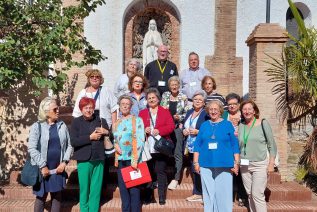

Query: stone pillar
<box><xmin>246</xmin><ymin>23</ymin><xmax>289</xmax><ymax>180</ymax></box>
<box><xmin>205</xmin><ymin>0</ymin><xmax>243</xmax><ymax>96</ymax></box>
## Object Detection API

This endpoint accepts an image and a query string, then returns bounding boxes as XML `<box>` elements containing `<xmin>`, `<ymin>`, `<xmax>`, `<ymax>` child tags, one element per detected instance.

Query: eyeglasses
<box><xmin>83</xmin><ymin>106</ymin><xmax>94</xmax><ymax>111</ymax></box>
<box><xmin>193</xmin><ymin>99</ymin><xmax>204</xmax><ymax>102</ymax></box>
<box><xmin>51</xmin><ymin>107</ymin><xmax>59</xmax><ymax>113</ymax></box>
<box><xmin>228</xmin><ymin>103</ymin><xmax>239</xmax><ymax>107</ymax></box>
<box><xmin>133</xmin><ymin>81</ymin><xmax>143</xmax><ymax>85</ymax></box>
<box><xmin>90</xmin><ymin>75</ymin><xmax>100</xmax><ymax>79</ymax></box>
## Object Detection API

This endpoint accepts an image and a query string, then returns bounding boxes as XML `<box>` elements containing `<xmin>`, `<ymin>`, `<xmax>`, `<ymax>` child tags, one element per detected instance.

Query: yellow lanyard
<box><xmin>156</xmin><ymin>60</ymin><xmax>168</xmax><ymax>75</ymax></box>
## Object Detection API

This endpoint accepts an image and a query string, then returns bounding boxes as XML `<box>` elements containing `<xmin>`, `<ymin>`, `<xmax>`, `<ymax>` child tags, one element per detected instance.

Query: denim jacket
<box><xmin>28</xmin><ymin>121</ymin><xmax>73</xmax><ymax>168</ymax></box>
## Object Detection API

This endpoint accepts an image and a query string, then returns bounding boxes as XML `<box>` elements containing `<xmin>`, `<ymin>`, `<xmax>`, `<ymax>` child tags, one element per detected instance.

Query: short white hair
<box><xmin>38</xmin><ymin>97</ymin><xmax>57</xmax><ymax>122</ymax></box>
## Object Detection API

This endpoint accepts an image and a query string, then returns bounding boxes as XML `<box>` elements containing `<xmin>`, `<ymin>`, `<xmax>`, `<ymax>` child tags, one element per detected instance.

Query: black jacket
<box><xmin>70</xmin><ymin>115</ymin><xmax>109</xmax><ymax>161</ymax></box>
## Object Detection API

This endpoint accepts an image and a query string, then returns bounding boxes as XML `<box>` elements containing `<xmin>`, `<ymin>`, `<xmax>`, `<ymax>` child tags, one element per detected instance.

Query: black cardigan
<box><xmin>70</xmin><ymin>115</ymin><xmax>109</xmax><ymax>161</ymax></box>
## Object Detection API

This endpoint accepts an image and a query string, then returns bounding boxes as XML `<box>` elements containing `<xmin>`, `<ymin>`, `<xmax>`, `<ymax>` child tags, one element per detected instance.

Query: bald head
<box><xmin>157</xmin><ymin>45</ymin><xmax>169</xmax><ymax>61</ymax></box>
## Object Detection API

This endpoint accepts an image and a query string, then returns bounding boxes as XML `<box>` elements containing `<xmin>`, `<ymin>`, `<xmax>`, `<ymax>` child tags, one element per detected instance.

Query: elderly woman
<box><xmin>183</xmin><ymin>91</ymin><xmax>210</xmax><ymax>202</ymax></box>
<box><xmin>201</xmin><ymin>76</ymin><xmax>227</xmax><ymax>110</ymax></box>
<box><xmin>193</xmin><ymin>100</ymin><xmax>240</xmax><ymax>212</ymax></box>
<box><xmin>225</xmin><ymin>93</ymin><xmax>247</xmax><ymax>206</ymax></box>
<box><xmin>114</xmin><ymin>58</ymin><xmax>141</xmax><ymax>98</ymax></box>
<box><xmin>113</xmin><ymin>95</ymin><xmax>145</xmax><ymax>212</ymax></box>
<box><xmin>70</xmin><ymin>97</ymin><xmax>110</xmax><ymax>212</ymax></box>
<box><xmin>238</xmin><ymin>99</ymin><xmax>277</xmax><ymax>212</ymax></box>
<box><xmin>28</xmin><ymin>97</ymin><xmax>73</xmax><ymax>212</ymax></box>
<box><xmin>128</xmin><ymin>72</ymin><xmax>149</xmax><ymax>116</ymax></box>
<box><xmin>72</xmin><ymin>68</ymin><xmax>118</xmax><ymax>127</ymax></box>
<box><xmin>160</xmin><ymin>76</ymin><xmax>189</xmax><ymax>190</ymax></box>
<box><xmin>139</xmin><ymin>88</ymin><xmax>175</xmax><ymax>205</ymax></box>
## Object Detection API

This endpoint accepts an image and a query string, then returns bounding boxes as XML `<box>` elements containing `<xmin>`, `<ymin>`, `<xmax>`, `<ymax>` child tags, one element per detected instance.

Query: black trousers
<box><xmin>146</xmin><ymin>153</ymin><xmax>168</xmax><ymax>199</ymax></box>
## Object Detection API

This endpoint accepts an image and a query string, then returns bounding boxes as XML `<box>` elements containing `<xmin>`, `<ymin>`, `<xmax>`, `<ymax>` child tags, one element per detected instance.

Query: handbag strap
<box><xmin>261</xmin><ymin>119</ymin><xmax>268</xmax><ymax>143</ymax></box>
<box><xmin>131</xmin><ymin>116</ymin><xmax>138</xmax><ymax>167</ymax></box>
<box><xmin>148</xmin><ymin>109</ymin><xmax>156</xmax><ymax>128</ymax></box>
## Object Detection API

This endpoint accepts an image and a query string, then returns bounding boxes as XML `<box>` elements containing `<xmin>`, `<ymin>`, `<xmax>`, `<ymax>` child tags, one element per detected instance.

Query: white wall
<box><xmin>237</xmin><ymin>0</ymin><xmax>317</xmax><ymax>95</ymax></box>
<box><xmin>84</xmin><ymin>0</ymin><xmax>216</xmax><ymax>89</ymax></box>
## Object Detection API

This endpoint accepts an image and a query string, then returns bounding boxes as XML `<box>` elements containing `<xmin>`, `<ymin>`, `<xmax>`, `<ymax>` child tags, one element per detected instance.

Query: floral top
<box><xmin>113</xmin><ymin>116</ymin><xmax>145</xmax><ymax>167</ymax></box>
<box><xmin>160</xmin><ymin>91</ymin><xmax>190</xmax><ymax>123</ymax></box>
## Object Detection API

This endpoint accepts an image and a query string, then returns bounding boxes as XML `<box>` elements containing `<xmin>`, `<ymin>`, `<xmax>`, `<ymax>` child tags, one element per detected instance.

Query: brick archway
<box><xmin>123</xmin><ymin>0</ymin><xmax>181</xmax><ymax>72</ymax></box>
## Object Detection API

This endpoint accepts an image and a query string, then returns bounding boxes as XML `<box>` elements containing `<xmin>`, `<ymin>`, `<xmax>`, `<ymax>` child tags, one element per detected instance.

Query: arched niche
<box><xmin>123</xmin><ymin>0</ymin><xmax>181</xmax><ymax>72</ymax></box>
<box><xmin>286</xmin><ymin>2</ymin><xmax>311</xmax><ymax>41</ymax></box>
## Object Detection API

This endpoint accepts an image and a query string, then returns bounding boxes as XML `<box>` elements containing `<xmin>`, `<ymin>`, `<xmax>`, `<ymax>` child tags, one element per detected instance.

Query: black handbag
<box><xmin>21</xmin><ymin>122</ymin><xmax>42</xmax><ymax>186</ymax></box>
<box><xmin>149</xmin><ymin>110</ymin><xmax>174</xmax><ymax>157</ymax></box>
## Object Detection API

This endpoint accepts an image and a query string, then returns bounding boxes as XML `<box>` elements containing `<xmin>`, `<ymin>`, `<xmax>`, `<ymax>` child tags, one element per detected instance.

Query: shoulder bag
<box><xmin>21</xmin><ymin>122</ymin><xmax>42</xmax><ymax>186</ymax></box>
<box><xmin>149</xmin><ymin>110</ymin><xmax>174</xmax><ymax>157</ymax></box>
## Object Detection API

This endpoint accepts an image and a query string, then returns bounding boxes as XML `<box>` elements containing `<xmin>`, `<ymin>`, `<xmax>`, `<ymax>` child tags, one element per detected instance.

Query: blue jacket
<box><xmin>28</xmin><ymin>121</ymin><xmax>73</xmax><ymax>168</ymax></box>
<box><xmin>183</xmin><ymin>108</ymin><xmax>210</xmax><ymax>130</ymax></box>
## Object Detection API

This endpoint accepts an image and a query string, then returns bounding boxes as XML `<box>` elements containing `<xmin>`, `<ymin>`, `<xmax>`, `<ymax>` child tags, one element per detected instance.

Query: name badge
<box><xmin>130</xmin><ymin>170</ymin><xmax>142</xmax><ymax>180</ymax></box>
<box><xmin>189</xmin><ymin>81</ymin><xmax>197</xmax><ymax>87</ymax></box>
<box><xmin>208</xmin><ymin>142</ymin><xmax>217</xmax><ymax>150</ymax></box>
<box><xmin>158</xmin><ymin>81</ymin><xmax>166</xmax><ymax>86</ymax></box>
<box><xmin>240</xmin><ymin>159</ymin><xmax>250</xmax><ymax>166</ymax></box>
<box><xmin>170</xmin><ymin>70</ymin><xmax>174</xmax><ymax>75</ymax></box>
<box><xmin>49</xmin><ymin>169</ymin><xmax>57</xmax><ymax>175</ymax></box>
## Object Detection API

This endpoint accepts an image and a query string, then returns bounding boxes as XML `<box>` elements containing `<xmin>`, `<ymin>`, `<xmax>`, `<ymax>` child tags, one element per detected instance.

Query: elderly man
<box><xmin>180</xmin><ymin>52</ymin><xmax>211</xmax><ymax>100</ymax></box>
<box><xmin>144</xmin><ymin>44</ymin><xmax>178</xmax><ymax>95</ymax></box>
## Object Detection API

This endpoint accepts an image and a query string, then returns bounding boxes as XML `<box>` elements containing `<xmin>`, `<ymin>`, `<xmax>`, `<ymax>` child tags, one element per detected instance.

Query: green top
<box><xmin>238</xmin><ymin>119</ymin><xmax>277</xmax><ymax>162</ymax></box>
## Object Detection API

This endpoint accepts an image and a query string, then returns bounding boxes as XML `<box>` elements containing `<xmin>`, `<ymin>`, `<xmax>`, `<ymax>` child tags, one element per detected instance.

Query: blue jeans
<box><xmin>117</xmin><ymin>160</ymin><xmax>141</xmax><ymax>212</ymax></box>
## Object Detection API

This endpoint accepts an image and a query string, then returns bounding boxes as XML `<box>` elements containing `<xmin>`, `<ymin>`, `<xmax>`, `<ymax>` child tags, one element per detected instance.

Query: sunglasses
<box><xmin>51</xmin><ymin>107</ymin><xmax>59</xmax><ymax>113</ymax></box>
<box><xmin>90</xmin><ymin>75</ymin><xmax>100</xmax><ymax>79</ymax></box>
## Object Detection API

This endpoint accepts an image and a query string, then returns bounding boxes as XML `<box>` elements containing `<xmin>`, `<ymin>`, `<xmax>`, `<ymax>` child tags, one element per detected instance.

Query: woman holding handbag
<box><xmin>113</xmin><ymin>95</ymin><xmax>145</xmax><ymax>212</ymax></box>
<box><xmin>28</xmin><ymin>97</ymin><xmax>73</xmax><ymax>212</ymax></box>
<box><xmin>139</xmin><ymin>88</ymin><xmax>175</xmax><ymax>205</ymax></box>
<box><xmin>70</xmin><ymin>97</ymin><xmax>110</xmax><ymax>212</ymax></box>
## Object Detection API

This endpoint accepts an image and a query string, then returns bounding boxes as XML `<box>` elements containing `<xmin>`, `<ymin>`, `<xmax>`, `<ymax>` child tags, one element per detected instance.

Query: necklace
<box><xmin>210</xmin><ymin>121</ymin><xmax>219</xmax><ymax>139</ymax></box>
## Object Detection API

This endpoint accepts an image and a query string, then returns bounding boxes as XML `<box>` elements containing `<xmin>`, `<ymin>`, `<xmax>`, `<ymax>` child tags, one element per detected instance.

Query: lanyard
<box><xmin>156</xmin><ymin>60</ymin><xmax>168</xmax><ymax>75</ymax></box>
<box><xmin>243</xmin><ymin>117</ymin><xmax>256</xmax><ymax>156</ymax></box>
<box><xmin>189</xmin><ymin>109</ymin><xmax>202</xmax><ymax>128</ymax></box>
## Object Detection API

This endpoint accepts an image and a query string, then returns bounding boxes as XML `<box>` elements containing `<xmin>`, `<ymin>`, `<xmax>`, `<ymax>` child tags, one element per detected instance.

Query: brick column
<box><xmin>204</xmin><ymin>0</ymin><xmax>243</xmax><ymax>96</ymax></box>
<box><xmin>246</xmin><ymin>23</ymin><xmax>289</xmax><ymax>180</ymax></box>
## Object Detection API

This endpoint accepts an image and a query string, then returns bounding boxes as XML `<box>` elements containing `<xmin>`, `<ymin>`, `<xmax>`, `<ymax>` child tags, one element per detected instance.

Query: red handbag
<box><xmin>121</xmin><ymin>162</ymin><xmax>152</xmax><ymax>188</ymax></box>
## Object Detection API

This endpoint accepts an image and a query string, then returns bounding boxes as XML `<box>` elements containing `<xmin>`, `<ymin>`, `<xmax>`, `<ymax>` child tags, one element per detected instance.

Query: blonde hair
<box><xmin>85</xmin><ymin>69</ymin><xmax>104</xmax><ymax>85</ymax></box>
<box><xmin>38</xmin><ymin>97</ymin><xmax>57</xmax><ymax>122</ymax></box>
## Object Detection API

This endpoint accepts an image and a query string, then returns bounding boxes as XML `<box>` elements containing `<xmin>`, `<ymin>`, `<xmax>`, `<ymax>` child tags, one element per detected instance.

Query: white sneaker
<box><xmin>168</xmin><ymin>179</ymin><xmax>179</xmax><ymax>190</ymax></box>
<box><xmin>186</xmin><ymin>194</ymin><xmax>203</xmax><ymax>202</ymax></box>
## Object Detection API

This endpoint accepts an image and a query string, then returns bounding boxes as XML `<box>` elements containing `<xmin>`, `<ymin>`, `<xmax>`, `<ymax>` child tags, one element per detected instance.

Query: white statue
<box><xmin>142</xmin><ymin>19</ymin><xmax>163</xmax><ymax>69</ymax></box>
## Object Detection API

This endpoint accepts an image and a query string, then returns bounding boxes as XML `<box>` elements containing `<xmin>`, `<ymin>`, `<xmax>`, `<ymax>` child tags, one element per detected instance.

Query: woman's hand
<box><xmin>267</xmin><ymin>162</ymin><xmax>274</xmax><ymax>174</ymax></box>
<box><xmin>194</xmin><ymin>163</ymin><xmax>200</xmax><ymax>174</ymax></box>
<box><xmin>96</xmin><ymin>127</ymin><xmax>109</xmax><ymax>135</ymax></box>
<box><xmin>145</xmin><ymin>127</ymin><xmax>152</xmax><ymax>135</ymax></box>
<box><xmin>152</xmin><ymin>129</ymin><xmax>159</xmax><ymax>136</ymax></box>
<box><xmin>131</xmin><ymin>163</ymin><xmax>138</xmax><ymax>170</ymax></box>
<box><xmin>189</xmin><ymin>128</ymin><xmax>199</xmax><ymax>135</ymax></box>
<box><xmin>183</xmin><ymin>128</ymin><xmax>190</xmax><ymax>136</ymax></box>
<box><xmin>56</xmin><ymin>162</ymin><xmax>66</xmax><ymax>174</ymax></box>
<box><xmin>231</xmin><ymin>164</ymin><xmax>239</xmax><ymax>176</ymax></box>
<box><xmin>41</xmin><ymin>166</ymin><xmax>50</xmax><ymax>178</ymax></box>
<box><xmin>114</xmin><ymin>144</ymin><xmax>122</xmax><ymax>155</ymax></box>
<box><xmin>90</xmin><ymin>130</ymin><xmax>102</xmax><ymax>141</ymax></box>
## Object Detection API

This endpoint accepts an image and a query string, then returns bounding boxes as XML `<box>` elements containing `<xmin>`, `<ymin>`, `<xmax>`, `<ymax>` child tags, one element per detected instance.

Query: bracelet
<box><xmin>193</xmin><ymin>162</ymin><xmax>199</xmax><ymax>166</ymax></box>
<box><xmin>234</xmin><ymin>160</ymin><xmax>240</xmax><ymax>165</ymax></box>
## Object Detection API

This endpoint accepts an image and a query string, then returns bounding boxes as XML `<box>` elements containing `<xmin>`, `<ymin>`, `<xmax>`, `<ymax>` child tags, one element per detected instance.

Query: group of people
<box><xmin>27</xmin><ymin>44</ymin><xmax>277</xmax><ymax>212</ymax></box>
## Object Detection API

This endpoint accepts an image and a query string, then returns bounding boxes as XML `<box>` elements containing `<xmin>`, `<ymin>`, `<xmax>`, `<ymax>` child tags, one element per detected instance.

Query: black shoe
<box><xmin>159</xmin><ymin>196</ymin><xmax>166</xmax><ymax>205</ymax></box>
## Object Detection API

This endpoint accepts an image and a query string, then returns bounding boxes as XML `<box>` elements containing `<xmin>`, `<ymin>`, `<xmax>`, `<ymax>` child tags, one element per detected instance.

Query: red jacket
<box><xmin>139</xmin><ymin>105</ymin><xmax>175</xmax><ymax>140</ymax></box>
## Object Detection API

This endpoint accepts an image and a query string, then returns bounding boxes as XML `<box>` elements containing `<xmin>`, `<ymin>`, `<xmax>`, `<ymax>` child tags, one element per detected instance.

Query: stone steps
<box><xmin>0</xmin><ymin>182</ymin><xmax>312</xmax><ymax>202</ymax></box>
<box><xmin>0</xmin><ymin>198</ymin><xmax>317</xmax><ymax>212</ymax></box>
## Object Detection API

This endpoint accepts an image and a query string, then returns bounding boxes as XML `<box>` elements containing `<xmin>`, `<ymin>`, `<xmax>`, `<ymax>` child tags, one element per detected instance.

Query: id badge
<box><xmin>130</xmin><ymin>170</ymin><xmax>142</xmax><ymax>180</ymax></box>
<box><xmin>170</xmin><ymin>70</ymin><xmax>174</xmax><ymax>75</ymax></box>
<box><xmin>208</xmin><ymin>142</ymin><xmax>217</xmax><ymax>150</ymax></box>
<box><xmin>49</xmin><ymin>169</ymin><xmax>57</xmax><ymax>175</ymax></box>
<box><xmin>158</xmin><ymin>81</ymin><xmax>166</xmax><ymax>86</ymax></box>
<box><xmin>240</xmin><ymin>159</ymin><xmax>250</xmax><ymax>166</ymax></box>
<box><xmin>189</xmin><ymin>81</ymin><xmax>197</xmax><ymax>87</ymax></box>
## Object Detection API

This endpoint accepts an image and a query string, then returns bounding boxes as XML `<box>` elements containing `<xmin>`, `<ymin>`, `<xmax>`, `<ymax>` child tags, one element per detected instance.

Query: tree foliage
<box><xmin>0</xmin><ymin>0</ymin><xmax>106</xmax><ymax>95</ymax></box>
<box><xmin>265</xmin><ymin>0</ymin><xmax>317</xmax><ymax>129</ymax></box>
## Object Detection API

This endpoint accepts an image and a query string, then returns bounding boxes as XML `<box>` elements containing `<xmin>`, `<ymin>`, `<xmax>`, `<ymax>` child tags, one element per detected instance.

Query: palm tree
<box><xmin>265</xmin><ymin>0</ymin><xmax>317</xmax><ymax>175</ymax></box>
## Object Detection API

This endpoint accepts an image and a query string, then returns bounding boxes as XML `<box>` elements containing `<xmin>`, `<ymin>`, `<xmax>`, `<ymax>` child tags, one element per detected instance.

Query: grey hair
<box><xmin>38</xmin><ymin>97</ymin><xmax>57</xmax><ymax>122</ymax></box>
<box><xmin>117</xmin><ymin>94</ymin><xmax>133</xmax><ymax>106</ymax></box>
<box><xmin>145</xmin><ymin>87</ymin><xmax>161</xmax><ymax>102</ymax></box>
<box><xmin>126</xmin><ymin>58</ymin><xmax>141</xmax><ymax>72</ymax></box>
<box><xmin>192</xmin><ymin>90</ymin><xmax>207</xmax><ymax>101</ymax></box>
<box><xmin>205</xmin><ymin>100</ymin><xmax>224</xmax><ymax>116</ymax></box>
<box><xmin>168</xmin><ymin>76</ymin><xmax>180</xmax><ymax>87</ymax></box>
